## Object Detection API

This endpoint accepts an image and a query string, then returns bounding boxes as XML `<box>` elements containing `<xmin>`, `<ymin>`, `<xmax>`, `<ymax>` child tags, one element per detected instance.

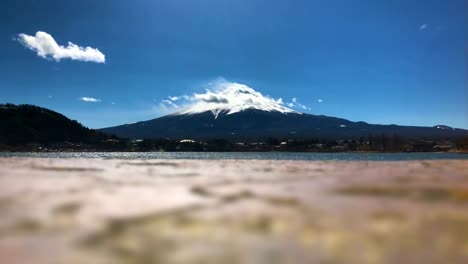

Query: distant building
<box><xmin>179</xmin><ymin>139</ymin><xmax>196</xmax><ymax>143</ymax></box>
<box><xmin>433</xmin><ymin>145</ymin><xmax>454</xmax><ymax>152</ymax></box>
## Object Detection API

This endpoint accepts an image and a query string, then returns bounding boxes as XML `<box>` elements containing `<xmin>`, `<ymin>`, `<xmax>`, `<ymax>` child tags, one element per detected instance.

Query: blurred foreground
<box><xmin>0</xmin><ymin>158</ymin><xmax>467</xmax><ymax>263</ymax></box>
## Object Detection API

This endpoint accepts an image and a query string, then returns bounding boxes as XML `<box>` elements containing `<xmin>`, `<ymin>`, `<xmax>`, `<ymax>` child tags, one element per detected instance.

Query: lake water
<box><xmin>0</xmin><ymin>152</ymin><xmax>467</xmax><ymax>161</ymax></box>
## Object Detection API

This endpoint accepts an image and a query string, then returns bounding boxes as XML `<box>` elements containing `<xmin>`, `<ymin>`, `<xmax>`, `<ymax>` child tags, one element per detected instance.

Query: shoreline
<box><xmin>0</xmin><ymin>149</ymin><xmax>467</xmax><ymax>154</ymax></box>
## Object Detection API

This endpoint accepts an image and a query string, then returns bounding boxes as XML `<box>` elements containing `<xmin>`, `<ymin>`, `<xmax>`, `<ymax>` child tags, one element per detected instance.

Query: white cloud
<box><xmin>162</xmin><ymin>99</ymin><xmax>179</xmax><ymax>108</ymax></box>
<box><xmin>17</xmin><ymin>31</ymin><xmax>105</xmax><ymax>63</ymax></box>
<box><xmin>168</xmin><ymin>96</ymin><xmax>180</xmax><ymax>101</ymax></box>
<box><xmin>318</xmin><ymin>99</ymin><xmax>323</xmax><ymax>103</ymax></box>
<box><xmin>285</xmin><ymin>97</ymin><xmax>310</xmax><ymax>111</ymax></box>
<box><xmin>156</xmin><ymin>101</ymin><xmax>180</xmax><ymax>115</ymax></box>
<box><xmin>80</xmin><ymin>97</ymin><xmax>101</xmax><ymax>103</ymax></box>
<box><xmin>193</xmin><ymin>92</ymin><xmax>229</xmax><ymax>104</ymax></box>
<box><xmin>419</xmin><ymin>24</ymin><xmax>428</xmax><ymax>31</ymax></box>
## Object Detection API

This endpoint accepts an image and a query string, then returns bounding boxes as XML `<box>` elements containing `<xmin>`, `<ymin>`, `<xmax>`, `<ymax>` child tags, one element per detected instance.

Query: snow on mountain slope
<box><xmin>174</xmin><ymin>82</ymin><xmax>301</xmax><ymax>118</ymax></box>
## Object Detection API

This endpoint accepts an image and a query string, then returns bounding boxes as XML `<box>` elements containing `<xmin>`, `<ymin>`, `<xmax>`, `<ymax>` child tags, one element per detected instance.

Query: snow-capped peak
<box><xmin>175</xmin><ymin>82</ymin><xmax>301</xmax><ymax>118</ymax></box>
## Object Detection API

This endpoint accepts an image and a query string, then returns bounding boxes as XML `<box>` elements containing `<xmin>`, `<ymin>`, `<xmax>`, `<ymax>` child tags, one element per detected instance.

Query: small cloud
<box><xmin>157</xmin><ymin>100</ymin><xmax>180</xmax><ymax>114</ymax></box>
<box><xmin>111</xmin><ymin>102</ymin><xmax>116</xmax><ymax>105</ymax></box>
<box><xmin>162</xmin><ymin>99</ymin><xmax>179</xmax><ymax>108</ymax></box>
<box><xmin>193</xmin><ymin>93</ymin><xmax>229</xmax><ymax>104</ymax></box>
<box><xmin>276</xmin><ymin>98</ymin><xmax>284</xmax><ymax>105</ymax></box>
<box><xmin>168</xmin><ymin>96</ymin><xmax>180</xmax><ymax>101</ymax></box>
<box><xmin>317</xmin><ymin>99</ymin><xmax>323</xmax><ymax>103</ymax></box>
<box><xmin>16</xmin><ymin>31</ymin><xmax>105</xmax><ymax>63</ymax></box>
<box><xmin>419</xmin><ymin>24</ymin><xmax>428</xmax><ymax>31</ymax></box>
<box><xmin>79</xmin><ymin>97</ymin><xmax>101</xmax><ymax>103</ymax></box>
<box><xmin>47</xmin><ymin>95</ymin><xmax>53</xmax><ymax>99</ymax></box>
<box><xmin>285</xmin><ymin>97</ymin><xmax>309</xmax><ymax>111</ymax></box>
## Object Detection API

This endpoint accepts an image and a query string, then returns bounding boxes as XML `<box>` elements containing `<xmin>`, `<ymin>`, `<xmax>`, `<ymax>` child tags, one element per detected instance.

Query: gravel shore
<box><xmin>0</xmin><ymin>158</ymin><xmax>467</xmax><ymax>264</ymax></box>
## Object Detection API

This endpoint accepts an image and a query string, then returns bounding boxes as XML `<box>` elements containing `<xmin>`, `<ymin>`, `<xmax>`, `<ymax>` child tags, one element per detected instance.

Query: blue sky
<box><xmin>0</xmin><ymin>0</ymin><xmax>466</xmax><ymax>129</ymax></box>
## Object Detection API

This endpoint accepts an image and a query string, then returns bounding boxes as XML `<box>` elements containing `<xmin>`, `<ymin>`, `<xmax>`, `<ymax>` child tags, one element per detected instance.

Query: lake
<box><xmin>0</xmin><ymin>152</ymin><xmax>467</xmax><ymax>161</ymax></box>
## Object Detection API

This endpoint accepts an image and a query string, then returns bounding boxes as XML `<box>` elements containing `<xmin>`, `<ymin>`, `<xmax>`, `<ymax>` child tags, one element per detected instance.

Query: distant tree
<box><xmin>266</xmin><ymin>137</ymin><xmax>280</xmax><ymax>146</ymax></box>
<box><xmin>455</xmin><ymin>136</ymin><xmax>468</xmax><ymax>150</ymax></box>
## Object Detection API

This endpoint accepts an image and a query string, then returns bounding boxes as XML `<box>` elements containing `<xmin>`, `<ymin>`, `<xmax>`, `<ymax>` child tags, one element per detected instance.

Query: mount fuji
<box><xmin>100</xmin><ymin>83</ymin><xmax>467</xmax><ymax>140</ymax></box>
<box><xmin>175</xmin><ymin>83</ymin><xmax>300</xmax><ymax>118</ymax></box>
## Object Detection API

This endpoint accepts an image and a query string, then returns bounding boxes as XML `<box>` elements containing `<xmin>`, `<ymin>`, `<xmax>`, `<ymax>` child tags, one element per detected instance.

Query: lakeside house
<box><xmin>179</xmin><ymin>139</ymin><xmax>196</xmax><ymax>143</ymax></box>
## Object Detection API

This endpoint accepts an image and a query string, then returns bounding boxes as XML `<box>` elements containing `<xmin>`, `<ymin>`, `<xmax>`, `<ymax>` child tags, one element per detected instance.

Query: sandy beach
<box><xmin>0</xmin><ymin>158</ymin><xmax>467</xmax><ymax>264</ymax></box>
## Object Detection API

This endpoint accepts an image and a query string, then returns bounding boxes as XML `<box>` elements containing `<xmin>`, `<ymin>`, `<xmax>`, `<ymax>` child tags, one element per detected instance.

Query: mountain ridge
<box><xmin>99</xmin><ymin>83</ymin><xmax>467</xmax><ymax>140</ymax></box>
<box><xmin>99</xmin><ymin>109</ymin><xmax>467</xmax><ymax>140</ymax></box>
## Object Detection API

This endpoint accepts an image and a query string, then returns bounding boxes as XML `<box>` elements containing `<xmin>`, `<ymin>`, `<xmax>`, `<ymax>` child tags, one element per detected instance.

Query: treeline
<box><xmin>1</xmin><ymin>135</ymin><xmax>466</xmax><ymax>152</ymax></box>
<box><xmin>22</xmin><ymin>134</ymin><xmax>459</xmax><ymax>153</ymax></box>
<box><xmin>270</xmin><ymin>134</ymin><xmax>467</xmax><ymax>152</ymax></box>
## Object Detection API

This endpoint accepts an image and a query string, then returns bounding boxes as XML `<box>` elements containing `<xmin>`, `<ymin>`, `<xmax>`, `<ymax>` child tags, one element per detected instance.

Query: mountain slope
<box><xmin>100</xmin><ymin>109</ymin><xmax>467</xmax><ymax>140</ymax></box>
<box><xmin>0</xmin><ymin>104</ymin><xmax>108</xmax><ymax>145</ymax></box>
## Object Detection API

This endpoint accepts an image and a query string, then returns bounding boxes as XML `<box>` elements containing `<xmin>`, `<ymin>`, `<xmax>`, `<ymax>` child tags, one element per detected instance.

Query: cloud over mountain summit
<box><xmin>161</xmin><ymin>80</ymin><xmax>303</xmax><ymax>118</ymax></box>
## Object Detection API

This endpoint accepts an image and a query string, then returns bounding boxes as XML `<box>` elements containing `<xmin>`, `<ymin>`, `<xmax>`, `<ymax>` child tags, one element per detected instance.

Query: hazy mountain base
<box><xmin>0</xmin><ymin>158</ymin><xmax>467</xmax><ymax>264</ymax></box>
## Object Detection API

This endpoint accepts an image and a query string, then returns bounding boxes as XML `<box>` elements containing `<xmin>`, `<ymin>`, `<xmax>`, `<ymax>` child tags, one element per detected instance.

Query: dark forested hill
<box><xmin>0</xmin><ymin>104</ymin><xmax>108</xmax><ymax>145</ymax></box>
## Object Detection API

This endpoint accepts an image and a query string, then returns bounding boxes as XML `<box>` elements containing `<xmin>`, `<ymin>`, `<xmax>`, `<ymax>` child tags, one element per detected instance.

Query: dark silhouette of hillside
<box><xmin>0</xmin><ymin>104</ymin><xmax>108</xmax><ymax>146</ymax></box>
